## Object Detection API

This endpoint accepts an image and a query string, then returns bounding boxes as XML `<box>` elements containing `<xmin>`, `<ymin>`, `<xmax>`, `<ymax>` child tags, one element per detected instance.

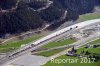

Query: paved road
<box><xmin>33</xmin><ymin>35</ymin><xmax>100</xmax><ymax>54</ymax></box>
<box><xmin>1</xmin><ymin>19</ymin><xmax>100</xmax><ymax>66</ymax></box>
<box><xmin>5</xmin><ymin>34</ymin><xmax>100</xmax><ymax>66</ymax></box>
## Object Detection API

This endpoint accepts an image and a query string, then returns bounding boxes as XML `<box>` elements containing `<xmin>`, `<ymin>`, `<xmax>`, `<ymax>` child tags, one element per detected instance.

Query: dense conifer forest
<box><xmin>0</xmin><ymin>0</ymin><xmax>100</xmax><ymax>37</ymax></box>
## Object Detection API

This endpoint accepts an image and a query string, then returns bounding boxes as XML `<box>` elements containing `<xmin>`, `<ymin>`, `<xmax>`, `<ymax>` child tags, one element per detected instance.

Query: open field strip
<box><xmin>79</xmin><ymin>13</ymin><xmax>100</xmax><ymax>21</ymax></box>
<box><xmin>39</xmin><ymin>38</ymin><xmax>76</xmax><ymax>49</ymax></box>
<box><xmin>35</xmin><ymin>38</ymin><xmax>76</xmax><ymax>56</ymax></box>
<box><xmin>0</xmin><ymin>34</ymin><xmax>43</xmax><ymax>53</ymax></box>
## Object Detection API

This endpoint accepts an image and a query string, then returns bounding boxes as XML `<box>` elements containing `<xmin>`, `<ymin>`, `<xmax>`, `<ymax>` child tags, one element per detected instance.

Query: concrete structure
<box><xmin>1</xmin><ymin>19</ymin><xmax>100</xmax><ymax>66</ymax></box>
<box><xmin>32</xmin><ymin>19</ymin><xmax>100</xmax><ymax>45</ymax></box>
<box><xmin>9</xmin><ymin>19</ymin><xmax>100</xmax><ymax>57</ymax></box>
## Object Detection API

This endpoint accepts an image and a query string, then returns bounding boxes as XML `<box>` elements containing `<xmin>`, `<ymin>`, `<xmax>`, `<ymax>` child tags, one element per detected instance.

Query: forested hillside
<box><xmin>0</xmin><ymin>0</ymin><xmax>100</xmax><ymax>37</ymax></box>
<box><xmin>0</xmin><ymin>0</ymin><xmax>17</xmax><ymax>9</ymax></box>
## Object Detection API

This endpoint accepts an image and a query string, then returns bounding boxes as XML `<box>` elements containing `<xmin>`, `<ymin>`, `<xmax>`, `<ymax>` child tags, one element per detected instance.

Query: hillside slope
<box><xmin>0</xmin><ymin>0</ymin><xmax>100</xmax><ymax>37</ymax></box>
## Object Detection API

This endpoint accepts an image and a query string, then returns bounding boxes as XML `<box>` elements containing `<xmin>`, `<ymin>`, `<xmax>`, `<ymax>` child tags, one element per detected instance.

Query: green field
<box><xmin>77</xmin><ymin>39</ymin><xmax>100</xmax><ymax>54</ymax></box>
<box><xmin>43</xmin><ymin>55</ymin><xmax>100</xmax><ymax>66</ymax></box>
<box><xmin>36</xmin><ymin>38</ymin><xmax>76</xmax><ymax>57</ymax></box>
<box><xmin>77</xmin><ymin>47</ymin><xmax>100</xmax><ymax>54</ymax></box>
<box><xmin>36</xmin><ymin>48</ymin><xmax>66</xmax><ymax>57</ymax></box>
<box><xmin>89</xmin><ymin>39</ymin><xmax>100</xmax><ymax>45</ymax></box>
<box><xmin>79</xmin><ymin>13</ymin><xmax>100</xmax><ymax>21</ymax></box>
<box><xmin>43</xmin><ymin>39</ymin><xmax>100</xmax><ymax>66</ymax></box>
<box><xmin>38</xmin><ymin>47</ymin><xmax>100</xmax><ymax>57</ymax></box>
<box><xmin>40</xmin><ymin>38</ymin><xmax>76</xmax><ymax>49</ymax></box>
<box><xmin>0</xmin><ymin>34</ymin><xmax>43</xmax><ymax>53</ymax></box>
<box><xmin>43</xmin><ymin>47</ymin><xmax>100</xmax><ymax>66</ymax></box>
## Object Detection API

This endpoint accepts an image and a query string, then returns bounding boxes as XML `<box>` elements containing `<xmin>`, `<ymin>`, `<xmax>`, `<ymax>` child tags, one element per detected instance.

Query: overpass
<box><xmin>7</xmin><ymin>19</ymin><xmax>100</xmax><ymax>58</ymax></box>
<box><xmin>1</xmin><ymin>19</ymin><xmax>100</xmax><ymax>66</ymax></box>
<box><xmin>32</xmin><ymin>19</ymin><xmax>100</xmax><ymax>45</ymax></box>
